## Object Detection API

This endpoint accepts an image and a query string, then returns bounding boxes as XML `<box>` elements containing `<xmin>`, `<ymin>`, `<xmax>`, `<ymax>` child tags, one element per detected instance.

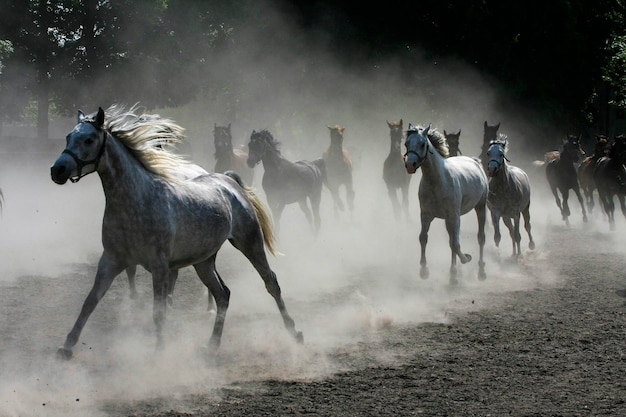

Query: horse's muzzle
<box><xmin>50</xmin><ymin>161</ymin><xmax>71</xmax><ymax>184</ymax></box>
<box><xmin>404</xmin><ymin>156</ymin><xmax>418</xmax><ymax>174</ymax></box>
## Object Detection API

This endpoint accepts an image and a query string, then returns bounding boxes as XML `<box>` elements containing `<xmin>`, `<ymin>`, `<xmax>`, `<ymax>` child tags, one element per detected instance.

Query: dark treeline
<box><xmin>0</xmin><ymin>0</ymin><xmax>625</xmax><ymax>141</ymax></box>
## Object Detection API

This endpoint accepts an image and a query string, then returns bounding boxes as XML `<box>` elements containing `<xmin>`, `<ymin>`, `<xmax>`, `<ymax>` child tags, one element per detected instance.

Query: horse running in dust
<box><xmin>404</xmin><ymin>123</ymin><xmax>488</xmax><ymax>285</ymax></box>
<box><xmin>213</xmin><ymin>123</ymin><xmax>255</xmax><ymax>185</ymax></box>
<box><xmin>383</xmin><ymin>119</ymin><xmax>411</xmax><ymax>220</ymax></box>
<box><xmin>541</xmin><ymin>134</ymin><xmax>588</xmax><ymax>226</ymax></box>
<box><xmin>50</xmin><ymin>105</ymin><xmax>303</xmax><ymax>359</ymax></box>
<box><xmin>485</xmin><ymin>136</ymin><xmax>535</xmax><ymax>257</ymax></box>
<box><xmin>246</xmin><ymin>129</ymin><xmax>326</xmax><ymax>236</ymax></box>
<box><xmin>593</xmin><ymin>134</ymin><xmax>626</xmax><ymax>230</ymax></box>
<box><xmin>577</xmin><ymin>134</ymin><xmax>610</xmax><ymax>214</ymax></box>
<box><xmin>323</xmin><ymin>125</ymin><xmax>355</xmax><ymax>215</ymax></box>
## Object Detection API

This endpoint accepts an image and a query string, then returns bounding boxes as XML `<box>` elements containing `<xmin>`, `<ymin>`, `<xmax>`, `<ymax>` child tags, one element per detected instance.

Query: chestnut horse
<box><xmin>323</xmin><ymin>125</ymin><xmax>355</xmax><ymax>215</ymax></box>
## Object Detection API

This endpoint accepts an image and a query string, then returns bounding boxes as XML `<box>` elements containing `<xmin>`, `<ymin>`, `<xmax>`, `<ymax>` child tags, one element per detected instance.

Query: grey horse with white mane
<box><xmin>50</xmin><ymin>105</ymin><xmax>303</xmax><ymax>359</ymax></box>
<box><xmin>485</xmin><ymin>136</ymin><xmax>535</xmax><ymax>257</ymax></box>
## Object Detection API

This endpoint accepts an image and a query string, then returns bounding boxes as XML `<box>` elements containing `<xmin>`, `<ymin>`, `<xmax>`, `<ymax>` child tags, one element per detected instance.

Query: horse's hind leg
<box><xmin>490</xmin><ymin>209</ymin><xmax>502</xmax><ymax>248</ymax></box>
<box><xmin>58</xmin><ymin>252</ymin><xmax>125</xmax><ymax>359</ymax></box>
<box><xmin>298</xmin><ymin>199</ymin><xmax>315</xmax><ymax>232</ymax></box>
<box><xmin>346</xmin><ymin>177</ymin><xmax>355</xmax><ymax>212</ymax></box>
<box><xmin>502</xmin><ymin>216</ymin><xmax>519</xmax><ymax>257</ymax></box>
<box><xmin>230</xmin><ymin>236</ymin><xmax>303</xmax><ymax>344</ymax></box>
<box><xmin>309</xmin><ymin>187</ymin><xmax>322</xmax><ymax>235</ymax></box>
<box><xmin>193</xmin><ymin>256</ymin><xmax>230</xmax><ymax>349</ymax></box>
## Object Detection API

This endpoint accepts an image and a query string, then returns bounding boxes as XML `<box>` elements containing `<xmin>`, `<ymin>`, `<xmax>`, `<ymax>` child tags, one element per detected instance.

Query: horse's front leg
<box><xmin>475</xmin><ymin>202</ymin><xmax>487</xmax><ymax>280</ymax></box>
<box><xmin>125</xmin><ymin>265</ymin><xmax>138</xmax><ymax>299</ymax></box>
<box><xmin>152</xmin><ymin>261</ymin><xmax>171</xmax><ymax>350</ymax></box>
<box><xmin>560</xmin><ymin>188</ymin><xmax>571</xmax><ymax>225</ymax></box>
<box><xmin>401</xmin><ymin>183</ymin><xmax>410</xmax><ymax>221</ymax></box>
<box><xmin>445</xmin><ymin>214</ymin><xmax>471</xmax><ymax>285</ymax></box>
<box><xmin>502</xmin><ymin>215</ymin><xmax>519</xmax><ymax>257</ymax></box>
<box><xmin>419</xmin><ymin>212</ymin><xmax>434</xmax><ymax>279</ymax></box>
<box><xmin>522</xmin><ymin>204</ymin><xmax>535</xmax><ymax>250</ymax></box>
<box><xmin>57</xmin><ymin>252</ymin><xmax>125</xmax><ymax>359</ymax></box>
<box><xmin>387</xmin><ymin>185</ymin><xmax>401</xmax><ymax>220</ymax></box>
<box><xmin>297</xmin><ymin>199</ymin><xmax>314</xmax><ymax>231</ymax></box>
<box><xmin>490</xmin><ymin>208</ymin><xmax>501</xmax><ymax>248</ymax></box>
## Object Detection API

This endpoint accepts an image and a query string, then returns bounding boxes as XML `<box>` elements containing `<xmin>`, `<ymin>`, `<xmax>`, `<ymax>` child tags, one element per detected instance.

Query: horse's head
<box><xmin>483</xmin><ymin>121</ymin><xmax>500</xmax><ymax>142</ymax></box>
<box><xmin>562</xmin><ymin>134</ymin><xmax>585</xmax><ymax>162</ymax></box>
<box><xmin>594</xmin><ymin>134</ymin><xmax>610</xmax><ymax>158</ymax></box>
<box><xmin>444</xmin><ymin>129</ymin><xmax>461</xmax><ymax>155</ymax></box>
<box><xmin>213</xmin><ymin>123</ymin><xmax>233</xmax><ymax>155</ymax></box>
<box><xmin>247</xmin><ymin>129</ymin><xmax>277</xmax><ymax>167</ymax></box>
<box><xmin>327</xmin><ymin>125</ymin><xmax>345</xmax><ymax>147</ymax></box>
<box><xmin>486</xmin><ymin>136</ymin><xmax>509</xmax><ymax>177</ymax></box>
<box><xmin>404</xmin><ymin>124</ymin><xmax>431</xmax><ymax>174</ymax></box>
<box><xmin>51</xmin><ymin>107</ymin><xmax>107</xmax><ymax>184</ymax></box>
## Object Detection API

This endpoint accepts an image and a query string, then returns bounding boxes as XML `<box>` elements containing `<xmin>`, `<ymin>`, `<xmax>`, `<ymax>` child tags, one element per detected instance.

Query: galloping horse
<box><xmin>246</xmin><ymin>129</ymin><xmax>325</xmax><ymax>235</ymax></box>
<box><xmin>50</xmin><ymin>105</ymin><xmax>302</xmax><ymax>359</ymax></box>
<box><xmin>545</xmin><ymin>134</ymin><xmax>587</xmax><ymax>226</ymax></box>
<box><xmin>323</xmin><ymin>125</ymin><xmax>355</xmax><ymax>215</ymax></box>
<box><xmin>480</xmin><ymin>121</ymin><xmax>500</xmax><ymax>171</ymax></box>
<box><xmin>383</xmin><ymin>119</ymin><xmax>411</xmax><ymax>220</ymax></box>
<box><xmin>577</xmin><ymin>135</ymin><xmax>610</xmax><ymax>214</ymax></box>
<box><xmin>593</xmin><ymin>134</ymin><xmax>626</xmax><ymax>230</ymax></box>
<box><xmin>444</xmin><ymin>129</ymin><xmax>463</xmax><ymax>156</ymax></box>
<box><xmin>214</xmin><ymin>123</ymin><xmax>254</xmax><ymax>185</ymax></box>
<box><xmin>404</xmin><ymin>124</ymin><xmax>488</xmax><ymax>284</ymax></box>
<box><xmin>485</xmin><ymin>136</ymin><xmax>535</xmax><ymax>257</ymax></box>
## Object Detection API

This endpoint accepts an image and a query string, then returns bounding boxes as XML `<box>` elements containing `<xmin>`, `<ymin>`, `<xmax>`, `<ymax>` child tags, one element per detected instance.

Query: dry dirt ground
<box><xmin>0</xmin><ymin>150</ymin><xmax>625</xmax><ymax>416</ymax></box>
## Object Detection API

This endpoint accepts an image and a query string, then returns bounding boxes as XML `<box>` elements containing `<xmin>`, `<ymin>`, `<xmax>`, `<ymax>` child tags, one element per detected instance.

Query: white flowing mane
<box><xmin>99</xmin><ymin>104</ymin><xmax>195</xmax><ymax>181</ymax></box>
<box><xmin>408</xmin><ymin>124</ymin><xmax>449</xmax><ymax>157</ymax></box>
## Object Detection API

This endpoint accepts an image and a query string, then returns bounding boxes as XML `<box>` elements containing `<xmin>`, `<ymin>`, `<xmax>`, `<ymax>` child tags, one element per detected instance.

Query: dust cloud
<box><xmin>0</xmin><ymin>2</ymin><xmax>605</xmax><ymax>416</ymax></box>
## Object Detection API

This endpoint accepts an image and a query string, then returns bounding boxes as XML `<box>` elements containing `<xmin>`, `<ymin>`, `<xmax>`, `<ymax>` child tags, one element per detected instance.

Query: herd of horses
<box><xmin>43</xmin><ymin>104</ymin><xmax>626</xmax><ymax>358</ymax></box>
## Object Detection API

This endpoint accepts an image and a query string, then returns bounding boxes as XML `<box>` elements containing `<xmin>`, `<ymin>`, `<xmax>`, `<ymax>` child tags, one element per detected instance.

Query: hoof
<box><xmin>478</xmin><ymin>269</ymin><xmax>487</xmax><ymax>281</ymax></box>
<box><xmin>295</xmin><ymin>331</ymin><xmax>304</xmax><ymax>344</ymax></box>
<box><xmin>529</xmin><ymin>241</ymin><xmax>536</xmax><ymax>250</ymax></box>
<box><xmin>420</xmin><ymin>266</ymin><xmax>429</xmax><ymax>279</ymax></box>
<box><xmin>461</xmin><ymin>254</ymin><xmax>472</xmax><ymax>264</ymax></box>
<box><xmin>449</xmin><ymin>277</ymin><xmax>459</xmax><ymax>286</ymax></box>
<box><xmin>583</xmin><ymin>216</ymin><xmax>588</xmax><ymax>223</ymax></box>
<box><xmin>56</xmin><ymin>347</ymin><xmax>73</xmax><ymax>360</ymax></box>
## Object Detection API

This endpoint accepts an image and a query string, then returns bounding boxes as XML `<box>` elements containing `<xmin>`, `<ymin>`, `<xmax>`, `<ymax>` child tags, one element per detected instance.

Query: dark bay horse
<box><xmin>444</xmin><ymin>129</ymin><xmax>463</xmax><ymax>156</ymax></box>
<box><xmin>323</xmin><ymin>125</ymin><xmax>355</xmax><ymax>215</ymax></box>
<box><xmin>480</xmin><ymin>121</ymin><xmax>500</xmax><ymax>171</ymax></box>
<box><xmin>593</xmin><ymin>134</ymin><xmax>626</xmax><ymax>230</ymax></box>
<box><xmin>545</xmin><ymin>134</ymin><xmax>587</xmax><ymax>226</ymax></box>
<box><xmin>577</xmin><ymin>135</ymin><xmax>610</xmax><ymax>214</ymax></box>
<box><xmin>50</xmin><ymin>105</ymin><xmax>302</xmax><ymax>359</ymax></box>
<box><xmin>404</xmin><ymin>124</ymin><xmax>488</xmax><ymax>284</ymax></box>
<box><xmin>246</xmin><ymin>129</ymin><xmax>325</xmax><ymax>235</ymax></box>
<box><xmin>214</xmin><ymin>123</ymin><xmax>255</xmax><ymax>185</ymax></box>
<box><xmin>485</xmin><ymin>137</ymin><xmax>535</xmax><ymax>256</ymax></box>
<box><xmin>383</xmin><ymin>119</ymin><xmax>411</xmax><ymax>220</ymax></box>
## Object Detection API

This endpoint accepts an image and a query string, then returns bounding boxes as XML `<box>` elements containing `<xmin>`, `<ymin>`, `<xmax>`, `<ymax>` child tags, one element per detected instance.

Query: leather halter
<box><xmin>63</xmin><ymin>128</ymin><xmax>107</xmax><ymax>183</ymax></box>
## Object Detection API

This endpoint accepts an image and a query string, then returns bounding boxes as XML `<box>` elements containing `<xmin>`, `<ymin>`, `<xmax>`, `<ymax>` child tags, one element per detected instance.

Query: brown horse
<box><xmin>323</xmin><ymin>124</ymin><xmax>355</xmax><ymax>214</ymax></box>
<box><xmin>383</xmin><ymin>119</ymin><xmax>411</xmax><ymax>220</ymax></box>
<box><xmin>444</xmin><ymin>129</ymin><xmax>462</xmax><ymax>156</ymax></box>
<box><xmin>214</xmin><ymin>123</ymin><xmax>254</xmax><ymax>185</ymax></box>
<box><xmin>577</xmin><ymin>135</ymin><xmax>610</xmax><ymax>214</ymax></box>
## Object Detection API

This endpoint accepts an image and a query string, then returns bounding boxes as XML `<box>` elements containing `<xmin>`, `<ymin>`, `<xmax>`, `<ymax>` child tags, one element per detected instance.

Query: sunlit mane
<box><xmin>97</xmin><ymin>104</ymin><xmax>194</xmax><ymax>181</ymax></box>
<box><xmin>407</xmin><ymin>124</ymin><xmax>449</xmax><ymax>157</ymax></box>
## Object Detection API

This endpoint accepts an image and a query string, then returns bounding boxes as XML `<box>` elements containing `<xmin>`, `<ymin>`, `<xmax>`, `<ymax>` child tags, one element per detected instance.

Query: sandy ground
<box><xmin>0</xmin><ymin>146</ymin><xmax>625</xmax><ymax>416</ymax></box>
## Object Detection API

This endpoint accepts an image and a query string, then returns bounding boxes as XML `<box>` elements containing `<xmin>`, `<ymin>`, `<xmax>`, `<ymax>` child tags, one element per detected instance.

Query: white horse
<box><xmin>485</xmin><ymin>137</ymin><xmax>535</xmax><ymax>257</ymax></box>
<box><xmin>404</xmin><ymin>124</ymin><xmax>488</xmax><ymax>284</ymax></box>
<box><xmin>50</xmin><ymin>105</ymin><xmax>303</xmax><ymax>359</ymax></box>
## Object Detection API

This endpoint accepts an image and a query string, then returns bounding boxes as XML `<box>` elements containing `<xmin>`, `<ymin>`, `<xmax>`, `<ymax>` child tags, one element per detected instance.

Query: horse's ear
<box><xmin>77</xmin><ymin>110</ymin><xmax>85</xmax><ymax>123</ymax></box>
<box><xmin>399</xmin><ymin>118</ymin><xmax>402</xmax><ymax>126</ymax></box>
<box><xmin>387</xmin><ymin>120</ymin><xmax>392</xmax><ymax>128</ymax></box>
<box><xmin>457</xmin><ymin>129</ymin><xmax>461</xmax><ymax>135</ymax></box>
<box><xmin>444</xmin><ymin>129</ymin><xmax>448</xmax><ymax>136</ymax></box>
<box><xmin>496</xmin><ymin>122</ymin><xmax>501</xmax><ymax>129</ymax></box>
<box><xmin>424</xmin><ymin>124</ymin><xmax>431</xmax><ymax>135</ymax></box>
<box><xmin>227</xmin><ymin>123</ymin><xmax>231</xmax><ymax>130</ymax></box>
<box><xmin>327</xmin><ymin>125</ymin><xmax>332</xmax><ymax>130</ymax></box>
<box><xmin>96</xmin><ymin>107</ymin><xmax>105</xmax><ymax>129</ymax></box>
<box><xmin>484</xmin><ymin>121</ymin><xmax>488</xmax><ymax>128</ymax></box>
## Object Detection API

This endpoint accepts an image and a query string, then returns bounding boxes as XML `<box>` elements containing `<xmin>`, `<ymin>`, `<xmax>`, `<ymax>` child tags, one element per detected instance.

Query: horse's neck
<box><xmin>419</xmin><ymin>142</ymin><xmax>447</xmax><ymax>180</ymax></box>
<box><xmin>389</xmin><ymin>137</ymin><xmax>401</xmax><ymax>154</ymax></box>
<box><xmin>98</xmin><ymin>135</ymin><xmax>156</xmax><ymax>203</ymax></box>
<box><xmin>261</xmin><ymin>148</ymin><xmax>286</xmax><ymax>172</ymax></box>
<box><xmin>215</xmin><ymin>146</ymin><xmax>234</xmax><ymax>159</ymax></box>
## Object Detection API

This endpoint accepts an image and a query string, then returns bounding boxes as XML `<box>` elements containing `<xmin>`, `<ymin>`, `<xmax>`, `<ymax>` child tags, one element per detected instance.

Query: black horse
<box><xmin>247</xmin><ymin>129</ymin><xmax>326</xmax><ymax>235</ymax></box>
<box><xmin>546</xmin><ymin>134</ymin><xmax>588</xmax><ymax>226</ymax></box>
<box><xmin>593</xmin><ymin>134</ymin><xmax>626</xmax><ymax>230</ymax></box>
<box><xmin>383</xmin><ymin>119</ymin><xmax>411</xmax><ymax>220</ymax></box>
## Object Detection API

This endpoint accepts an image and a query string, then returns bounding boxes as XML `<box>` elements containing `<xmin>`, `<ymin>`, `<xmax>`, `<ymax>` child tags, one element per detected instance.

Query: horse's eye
<box><xmin>85</xmin><ymin>137</ymin><xmax>94</xmax><ymax>145</ymax></box>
